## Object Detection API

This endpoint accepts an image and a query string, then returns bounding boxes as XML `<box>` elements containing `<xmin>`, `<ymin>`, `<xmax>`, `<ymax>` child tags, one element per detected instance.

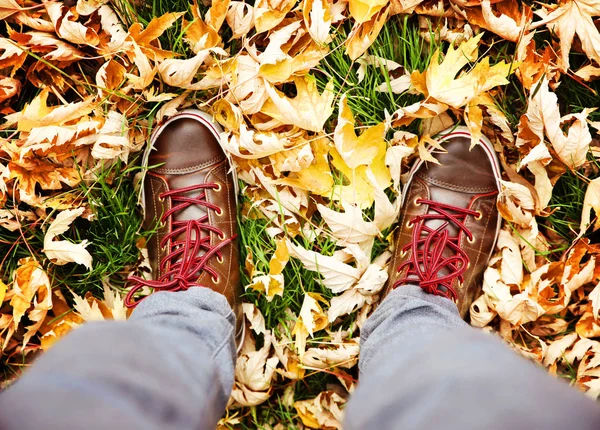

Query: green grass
<box><xmin>51</xmin><ymin>158</ymin><xmax>155</xmax><ymax>296</ymax></box>
<box><xmin>315</xmin><ymin>15</ymin><xmax>442</xmax><ymax>131</ymax></box>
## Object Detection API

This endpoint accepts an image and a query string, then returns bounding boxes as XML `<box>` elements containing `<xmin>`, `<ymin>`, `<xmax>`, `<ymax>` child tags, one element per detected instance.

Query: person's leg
<box><xmin>344</xmin><ymin>285</ymin><xmax>600</xmax><ymax>430</ymax></box>
<box><xmin>0</xmin><ymin>287</ymin><xmax>235</xmax><ymax>430</ymax></box>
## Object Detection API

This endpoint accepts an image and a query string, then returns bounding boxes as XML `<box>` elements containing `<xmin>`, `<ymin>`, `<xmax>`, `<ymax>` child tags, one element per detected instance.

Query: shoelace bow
<box><xmin>125</xmin><ymin>183</ymin><xmax>233</xmax><ymax>307</ymax></box>
<box><xmin>394</xmin><ymin>199</ymin><xmax>480</xmax><ymax>301</ymax></box>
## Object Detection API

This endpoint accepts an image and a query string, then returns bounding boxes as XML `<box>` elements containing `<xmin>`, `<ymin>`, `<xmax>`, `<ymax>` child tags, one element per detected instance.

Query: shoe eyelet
<box><xmin>466</xmin><ymin>262</ymin><xmax>471</xmax><ymax>269</ymax></box>
<box><xmin>475</xmin><ymin>211</ymin><xmax>482</xmax><ymax>220</ymax></box>
<box><xmin>413</xmin><ymin>198</ymin><xmax>421</xmax><ymax>206</ymax></box>
<box><xmin>215</xmin><ymin>208</ymin><xmax>224</xmax><ymax>217</ymax></box>
<box><xmin>406</xmin><ymin>220</ymin><xmax>413</xmax><ymax>229</ymax></box>
<box><xmin>467</xmin><ymin>236</ymin><xmax>475</xmax><ymax>244</ymax></box>
<box><xmin>212</xmin><ymin>275</ymin><xmax>220</xmax><ymax>284</ymax></box>
<box><xmin>218</xmin><ymin>232</ymin><xmax>226</xmax><ymax>240</ymax></box>
<box><xmin>216</xmin><ymin>255</ymin><xmax>224</xmax><ymax>264</ymax></box>
<box><xmin>213</xmin><ymin>183</ymin><xmax>222</xmax><ymax>192</ymax></box>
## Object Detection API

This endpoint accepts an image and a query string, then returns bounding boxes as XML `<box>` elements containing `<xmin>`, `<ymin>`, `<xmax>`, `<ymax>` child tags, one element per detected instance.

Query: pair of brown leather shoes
<box><xmin>126</xmin><ymin>111</ymin><xmax>502</xmax><ymax>344</ymax></box>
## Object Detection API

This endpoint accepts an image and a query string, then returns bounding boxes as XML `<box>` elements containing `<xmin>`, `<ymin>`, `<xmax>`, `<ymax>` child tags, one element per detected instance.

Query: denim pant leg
<box><xmin>344</xmin><ymin>285</ymin><xmax>600</xmax><ymax>430</ymax></box>
<box><xmin>0</xmin><ymin>287</ymin><xmax>235</xmax><ymax>430</ymax></box>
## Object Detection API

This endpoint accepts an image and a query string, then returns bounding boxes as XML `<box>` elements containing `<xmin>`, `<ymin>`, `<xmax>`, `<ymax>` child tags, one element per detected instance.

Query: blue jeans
<box><xmin>1</xmin><ymin>286</ymin><xmax>599</xmax><ymax>429</ymax></box>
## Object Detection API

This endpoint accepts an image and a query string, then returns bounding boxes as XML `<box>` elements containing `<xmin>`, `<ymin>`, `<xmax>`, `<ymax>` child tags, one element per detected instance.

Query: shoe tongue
<box><xmin>422</xmin><ymin>185</ymin><xmax>473</xmax><ymax>238</ymax></box>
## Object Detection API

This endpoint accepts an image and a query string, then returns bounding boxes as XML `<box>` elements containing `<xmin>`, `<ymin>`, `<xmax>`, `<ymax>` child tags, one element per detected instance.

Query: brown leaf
<box><xmin>45</xmin><ymin>1</ymin><xmax>100</xmax><ymax>46</ymax></box>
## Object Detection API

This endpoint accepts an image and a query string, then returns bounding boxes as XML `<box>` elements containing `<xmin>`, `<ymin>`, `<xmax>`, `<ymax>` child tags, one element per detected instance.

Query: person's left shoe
<box><xmin>381</xmin><ymin>126</ymin><xmax>502</xmax><ymax>318</ymax></box>
<box><xmin>126</xmin><ymin>109</ymin><xmax>243</xmax><ymax>346</ymax></box>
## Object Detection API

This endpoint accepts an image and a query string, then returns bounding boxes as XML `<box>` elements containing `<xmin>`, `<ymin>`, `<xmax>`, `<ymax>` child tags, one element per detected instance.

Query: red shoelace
<box><xmin>393</xmin><ymin>199</ymin><xmax>480</xmax><ymax>301</ymax></box>
<box><xmin>125</xmin><ymin>183</ymin><xmax>234</xmax><ymax>307</ymax></box>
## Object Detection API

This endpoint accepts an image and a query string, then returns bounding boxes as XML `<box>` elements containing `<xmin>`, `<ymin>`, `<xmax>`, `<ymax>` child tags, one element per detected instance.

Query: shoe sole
<box><xmin>140</xmin><ymin>109</ymin><xmax>245</xmax><ymax>352</ymax></box>
<box><xmin>401</xmin><ymin>125</ymin><xmax>503</xmax><ymax>266</ymax></box>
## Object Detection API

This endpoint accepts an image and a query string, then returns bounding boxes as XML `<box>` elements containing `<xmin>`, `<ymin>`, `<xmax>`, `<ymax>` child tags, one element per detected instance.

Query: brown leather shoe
<box><xmin>383</xmin><ymin>126</ymin><xmax>502</xmax><ymax>318</ymax></box>
<box><xmin>126</xmin><ymin>109</ymin><xmax>244</xmax><ymax>344</ymax></box>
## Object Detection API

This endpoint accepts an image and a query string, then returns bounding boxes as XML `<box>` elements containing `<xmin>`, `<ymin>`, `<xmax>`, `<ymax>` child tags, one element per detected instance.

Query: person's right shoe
<box><xmin>382</xmin><ymin>126</ymin><xmax>502</xmax><ymax>318</ymax></box>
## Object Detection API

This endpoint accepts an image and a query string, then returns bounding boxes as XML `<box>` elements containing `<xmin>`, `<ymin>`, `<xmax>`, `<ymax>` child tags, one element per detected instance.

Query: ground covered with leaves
<box><xmin>2</xmin><ymin>0</ymin><xmax>600</xmax><ymax>428</ymax></box>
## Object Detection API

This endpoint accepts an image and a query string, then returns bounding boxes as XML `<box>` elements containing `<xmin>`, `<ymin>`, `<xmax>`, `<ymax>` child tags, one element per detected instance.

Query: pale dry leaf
<box><xmin>45</xmin><ymin>2</ymin><xmax>100</xmax><ymax>46</ymax></box>
<box><xmin>481</xmin><ymin>0</ymin><xmax>527</xmax><ymax>42</ymax></box>
<box><xmin>303</xmin><ymin>0</ymin><xmax>333</xmax><ymax>44</ymax></box>
<box><xmin>287</xmin><ymin>240</ymin><xmax>361</xmax><ymax>293</ymax></box>
<box><xmin>226</xmin><ymin>2</ymin><xmax>254</xmax><ymax>39</ymax></box>
<box><xmin>43</xmin><ymin>207</ymin><xmax>93</xmax><ymax>269</ymax></box>
<box><xmin>590</xmin><ymin>282</ymin><xmax>600</xmax><ymax>321</ymax></box>
<box><xmin>10</xmin><ymin>258</ymin><xmax>51</xmax><ymax>328</ymax></box>
<box><xmin>334</xmin><ymin>94</ymin><xmax>385</xmax><ymax>169</ymax></box>
<box><xmin>293</xmin><ymin>292</ymin><xmax>329</xmax><ymax>359</ymax></box>
<box><xmin>246</xmin><ymin>274</ymin><xmax>285</xmax><ymax>301</ymax></box>
<box><xmin>580</xmin><ymin>177</ymin><xmax>600</xmax><ymax>235</ymax></box>
<box><xmin>328</xmin><ymin>288</ymin><xmax>369</xmax><ymax>322</ymax></box>
<box><xmin>243</xmin><ymin>303</ymin><xmax>266</xmax><ymax>335</ymax></box>
<box><xmin>72</xmin><ymin>291</ymin><xmax>105</xmax><ymax>321</ymax></box>
<box><xmin>262</xmin><ymin>76</ymin><xmax>335</xmax><ymax>132</ymax></box>
<box><xmin>101</xmin><ymin>283</ymin><xmax>127</xmax><ymax>320</ymax></box>
<box><xmin>294</xmin><ymin>391</ymin><xmax>345</xmax><ymax>429</ymax></box>
<box><xmin>4</xmin><ymin>88</ymin><xmax>95</xmax><ymax>132</ymax></box>
<box><xmin>232</xmin><ymin>332</ymin><xmax>280</xmax><ymax>406</ymax></box>
<box><xmin>303</xmin><ymin>340</ymin><xmax>360</xmax><ymax>369</ymax></box>
<box><xmin>526</xmin><ymin>77</ymin><xmax>592</xmax><ymax>169</ymax></box>
<box><xmin>426</xmin><ymin>33</ymin><xmax>511</xmax><ymax>109</ymax></box>
<box><xmin>76</xmin><ymin>0</ymin><xmax>108</xmax><ymax>15</ymax></box>
<box><xmin>349</xmin><ymin>0</ymin><xmax>388</xmax><ymax>23</ymax></box>
<box><xmin>158</xmin><ymin>49</ymin><xmax>219</xmax><ymax>89</ymax></box>
<box><xmin>531</xmin><ymin>0</ymin><xmax>600</xmax><ymax>71</ymax></box>
<box><xmin>543</xmin><ymin>332</ymin><xmax>578</xmax><ymax>367</ymax></box>
<box><xmin>0</xmin><ymin>0</ymin><xmax>22</xmax><ymax>20</ymax></box>
<box><xmin>497</xmin><ymin>229</ymin><xmax>523</xmax><ymax>286</ymax></box>
<box><xmin>317</xmin><ymin>202</ymin><xmax>379</xmax><ymax>246</ymax></box>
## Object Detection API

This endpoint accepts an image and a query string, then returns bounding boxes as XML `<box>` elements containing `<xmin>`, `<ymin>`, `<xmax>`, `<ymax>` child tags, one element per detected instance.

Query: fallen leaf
<box><xmin>226</xmin><ymin>1</ymin><xmax>254</xmax><ymax>39</ymax></box>
<box><xmin>318</xmin><ymin>202</ymin><xmax>379</xmax><ymax>247</ymax></box>
<box><xmin>262</xmin><ymin>76</ymin><xmax>335</xmax><ymax>132</ymax></box>
<box><xmin>243</xmin><ymin>303</ymin><xmax>266</xmax><ymax>335</ymax></box>
<box><xmin>580</xmin><ymin>177</ymin><xmax>600</xmax><ymax>235</ymax></box>
<box><xmin>294</xmin><ymin>391</ymin><xmax>345</xmax><ymax>429</ymax></box>
<box><xmin>303</xmin><ymin>0</ymin><xmax>333</xmax><ymax>44</ymax></box>
<box><xmin>349</xmin><ymin>0</ymin><xmax>389</xmax><ymax>23</ymax></box>
<box><xmin>531</xmin><ymin>0</ymin><xmax>600</xmax><ymax>71</ymax></box>
<box><xmin>231</xmin><ymin>332</ymin><xmax>280</xmax><ymax>406</ymax></box>
<box><xmin>287</xmin><ymin>240</ymin><xmax>361</xmax><ymax>293</ymax></box>
<box><xmin>43</xmin><ymin>207</ymin><xmax>93</xmax><ymax>269</ymax></box>
<box><xmin>334</xmin><ymin>94</ymin><xmax>385</xmax><ymax>169</ymax></box>
<box><xmin>45</xmin><ymin>2</ymin><xmax>100</xmax><ymax>46</ymax></box>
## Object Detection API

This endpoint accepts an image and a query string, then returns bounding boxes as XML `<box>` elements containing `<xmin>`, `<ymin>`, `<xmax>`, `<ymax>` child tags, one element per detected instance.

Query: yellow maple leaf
<box><xmin>330</xmin><ymin>139</ymin><xmax>392</xmax><ymax>209</ymax></box>
<box><xmin>345</xmin><ymin>4</ymin><xmax>390</xmax><ymax>60</ymax></box>
<box><xmin>4</xmin><ymin>88</ymin><xmax>95</xmax><ymax>132</ymax></box>
<box><xmin>254</xmin><ymin>0</ymin><xmax>297</xmax><ymax>33</ymax></box>
<box><xmin>349</xmin><ymin>0</ymin><xmax>389</xmax><ymax>23</ymax></box>
<box><xmin>9</xmin><ymin>257</ymin><xmax>51</xmax><ymax>329</ymax></box>
<box><xmin>277</xmin><ymin>136</ymin><xmax>335</xmax><ymax>195</ymax></box>
<box><xmin>262</xmin><ymin>76</ymin><xmax>335</xmax><ymax>132</ymax></box>
<box><xmin>426</xmin><ymin>33</ymin><xmax>511</xmax><ymax>109</ymax></box>
<box><xmin>334</xmin><ymin>94</ymin><xmax>385</xmax><ymax>169</ymax></box>
<box><xmin>292</xmin><ymin>292</ymin><xmax>329</xmax><ymax>358</ymax></box>
<box><xmin>531</xmin><ymin>0</ymin><xmax>600</xmax><ymax>71</ymax></box>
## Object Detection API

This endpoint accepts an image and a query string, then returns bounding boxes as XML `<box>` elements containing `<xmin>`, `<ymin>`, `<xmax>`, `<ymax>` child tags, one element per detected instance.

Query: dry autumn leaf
<box><xmin>43</xmin><ymin>207</ymin><xmax>93</xmax><ymax>269</ymax></box>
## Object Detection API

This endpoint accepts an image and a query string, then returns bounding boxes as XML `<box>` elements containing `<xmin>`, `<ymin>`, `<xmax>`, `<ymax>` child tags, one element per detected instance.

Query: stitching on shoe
<box><xmin>153</xmin><ymin>155</ymin><xmax>224</xmax><ymax>174</ymax></box>
<box><xmin>417</xmin><ymin>174</ymin><xmax>497</xmax><ymax>193</ymax></box>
